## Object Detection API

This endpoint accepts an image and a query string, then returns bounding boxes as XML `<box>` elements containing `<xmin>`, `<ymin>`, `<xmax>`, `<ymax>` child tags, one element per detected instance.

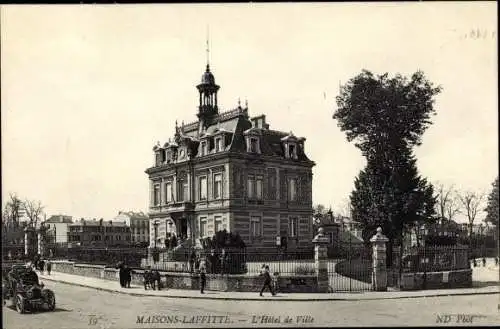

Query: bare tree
<box><xmin>335</xmin><ymin>197</ymin><xmax>352</xmax><ymax>219</ymax></box>
<box><xmin>458</xmin><ymin>191</ymin><xmax>485</xmax><ymax>241</ymax></box>
<box><xmin>2</xmin><ymin>193</ymin><xmax>22</xmax><ymax>228</ymax></box>
<box><xmin>435</xmin><ymin>183</ymin><xmax>461</xmax><ymax>224</ymax></box>
<box><xmin>24</xmin><ymin>199</ymin><xmax>45</xmax><ymax>228</ymax></box>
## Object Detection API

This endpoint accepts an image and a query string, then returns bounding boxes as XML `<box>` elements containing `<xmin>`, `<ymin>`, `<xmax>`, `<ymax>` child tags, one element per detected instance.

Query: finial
<box><xmin>237</xmin><ymin>97</ymin><xmax>241</xmax><ymax>107</ymax></box>
<box><xmin>175</xmin><ymin>120</ymin><xmax>178</xmax><ymax>128</ymax></box>
<box><xmin>245</xmin><ymin>99</ymin><xmax>248</xmax><ymax>108</ymax></box>
<box><xmin>206</xmin><ymin>25</ymin><xmax>210</xmax><ymax>67</ymax></box>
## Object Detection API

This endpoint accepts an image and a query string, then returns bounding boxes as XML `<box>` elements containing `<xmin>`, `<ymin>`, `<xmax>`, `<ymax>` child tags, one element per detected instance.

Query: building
<box><xmin>313</xmin><ymin>213</ymin><xmax>364</xmax><ymax>256</ymax></box>
<box><xmin>113</xmin><ymin>211</ymin><xmax>149</xmax><ymax>245</ymax></box>
<box><xmin>42</xmin><ymin>215</ymin><xmax>73</xmax><ymax>243</ymax></box>
<box><xmin>68</xmin><ymin>218</ymin><xmax>131</xmax><ymax>247</ymax></box>
<box><xmin>145</xmin><ymin>63</ymin><xmax>315</xmax><ymax>252</ymax></box>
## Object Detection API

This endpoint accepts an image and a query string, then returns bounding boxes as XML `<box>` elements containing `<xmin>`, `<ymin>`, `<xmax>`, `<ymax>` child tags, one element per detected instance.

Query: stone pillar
<box><xmin>370</xmin><ymin>227</ymin><xmax>389</xmax><ymax>292</ymax></box>
<box><xmin>24</xmin><ymin>228</ymin><xmax>30</xmax><ymax>257</ymax></box>
<box><xmin>37</xmin><ymin>231</ymin><xmax>44</xmax><ymax>257</ymax></box>
<box><xmin>312</xmin><ymin>227</ymin><xmax>329</xmax><ymax>293</ymax></box>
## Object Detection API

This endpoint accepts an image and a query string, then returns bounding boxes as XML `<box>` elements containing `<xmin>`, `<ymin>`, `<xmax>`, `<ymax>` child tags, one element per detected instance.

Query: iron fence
<box><xmin>388</xmin><ymin>245</ymin><xmax>470</xmax><ymax>289</ymax></box>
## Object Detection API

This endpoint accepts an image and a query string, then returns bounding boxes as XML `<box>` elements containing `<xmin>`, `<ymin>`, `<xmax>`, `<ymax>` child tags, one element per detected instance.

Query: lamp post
<box><xmin>153</xmin><ymin>220</ymin><xmax>159</xmax><ymax>263</ymax></box>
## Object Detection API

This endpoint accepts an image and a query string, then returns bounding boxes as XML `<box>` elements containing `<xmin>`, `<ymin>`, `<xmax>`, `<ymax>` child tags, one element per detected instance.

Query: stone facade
<box><xmin>145</xmin><ymin>64</ymin><xmax>315</xmax><ymax>252</ymax></box>
<box><xmin>68</xmin><ymin>218</ymin><xmax>131</xmax><ymax>247</ymax></box>
<box><xmin>113</xmin><ymin>211</ymin><xmax>149</xmax><ymax>245</ymax></box>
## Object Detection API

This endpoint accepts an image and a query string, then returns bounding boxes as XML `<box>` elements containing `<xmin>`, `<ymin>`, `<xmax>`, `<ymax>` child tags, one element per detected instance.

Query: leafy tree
<box><xmin>351</xmin><ymin>148</ymin><xmax>437</xmax><ymax>245</ymax></box>
<box><xmin>484</xmin><ymin>177</ymin><xmax>499</xmax><ymax>226</ymax></box>
<box><xmin>333</xmin><ymin>70</ymin><xmax>441</xmax><ymax>269</ymax></box>
<box><xmin>333</xmin><ymin>70</ymin><xmax>442</xmax><ymax>157</ymax></box>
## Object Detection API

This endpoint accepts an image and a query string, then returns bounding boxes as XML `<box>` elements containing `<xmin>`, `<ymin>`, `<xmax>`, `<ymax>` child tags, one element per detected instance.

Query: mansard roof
<box><xmin>152</xmin><ymin>106</ymin><xmax>313</xmax><ymax>164</ymax></box>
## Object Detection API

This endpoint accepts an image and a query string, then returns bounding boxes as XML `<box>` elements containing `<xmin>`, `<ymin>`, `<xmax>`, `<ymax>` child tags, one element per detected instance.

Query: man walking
<box><xmin>260</xmin><ymin>265</ymin><xmax>275</xmax><ymax>296</ymax></box>
<box><xmin>46</xmin><ymin>260</ymin><xmax>52</xmax><ymax>275</ymax></box>
<box><xmin>199</xmin><ymin>263</ymin><xmax>207</xmax><ymax>294</ymax></box>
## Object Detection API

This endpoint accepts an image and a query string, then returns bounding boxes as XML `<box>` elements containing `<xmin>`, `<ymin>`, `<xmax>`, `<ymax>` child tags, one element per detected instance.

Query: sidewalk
<box><xmin>38</xmin><ymin>271</ymin><xmax>499</xmax><ymax>301</ymax></box>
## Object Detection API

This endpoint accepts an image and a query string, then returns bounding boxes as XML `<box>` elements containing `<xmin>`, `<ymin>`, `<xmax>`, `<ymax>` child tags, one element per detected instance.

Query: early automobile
<box><xmin>2</xmin><ymin>265</ymin><xmax>56</xmax><ymax>313</ymax></box>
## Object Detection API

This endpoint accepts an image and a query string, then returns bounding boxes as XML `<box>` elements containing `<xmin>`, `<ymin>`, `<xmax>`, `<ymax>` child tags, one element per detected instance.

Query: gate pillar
<box><xmin>312</xmin><ymin>227</ymin><xmax>329</xmax><ymax>293</ymax></box>
<box><xmin>370</xmin><ymin>227</ymin><xmax>389</xmax><ymax>291</ymax></box>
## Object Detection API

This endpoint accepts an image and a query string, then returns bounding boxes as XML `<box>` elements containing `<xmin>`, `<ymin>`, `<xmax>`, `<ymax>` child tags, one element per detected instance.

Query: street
<box><xmin>3</xmin><ymin>281</ymin><xmax>499</xmax><ymax>328</ymax></box>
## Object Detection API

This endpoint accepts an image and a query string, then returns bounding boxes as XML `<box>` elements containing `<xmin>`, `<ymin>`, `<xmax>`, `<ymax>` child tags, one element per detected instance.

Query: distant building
<box><xmin>68</xmin><ymin>218</ymin><xmax>131</xmax><ymax>247</ymax></box>
<box><xmin>313</xmin><ymin>214</ymin><xmax>364</xmax><ymax>256</ymax></box>
<box><xmin>42</xmin><ymin>215</ymin><xmax>73</xmax><ymax>243</ymax></box>
<box><xmin>113</xmin><ymin>211</ymin><xmax>149</xmax><ymax>245</ymax></box>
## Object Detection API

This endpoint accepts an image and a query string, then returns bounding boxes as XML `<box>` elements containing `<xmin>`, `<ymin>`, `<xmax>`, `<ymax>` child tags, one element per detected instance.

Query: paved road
<box><xmin>3</xmin><ymin>281</ymin><xmax>499</xmax><ymax>328</ymax></box>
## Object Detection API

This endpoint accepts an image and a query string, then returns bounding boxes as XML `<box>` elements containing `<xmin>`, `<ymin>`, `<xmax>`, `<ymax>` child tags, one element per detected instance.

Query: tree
<box><xmin>2</xmin><ymin>193</ymin><xmax>23</xmax><ymax>228</ymax></box>
<box><xmin>350</xmin><ymin>149</ymin><xmax>437</xmax><ymax>245</ymax></box>
<box><xmin>333</xmin><ymin>70</ymin><xmax>442</xmax><ymax>157</ymax></box>
<box><xmin>24</xmin><ymin>199</ymin><xmax>45</xmax><ymax>228</ymax></box>
<box><xmin>434</xmin><ymin>183</ymin><xmax>461</xmax><ymax>223</ymax></box>
<box><xmin>333</xmin><ymin>70</ymin><xmax>441</xmax><ymax>254</ymax></box>
<box><xmin>458</xmin><ymin>191</ymin><xmax>485</xmax><ymax>242</ymax></box>
<box><xmin>484</xmin><ymin>177</ymin><xmax>499</xmax><ymax>226</ymax></box>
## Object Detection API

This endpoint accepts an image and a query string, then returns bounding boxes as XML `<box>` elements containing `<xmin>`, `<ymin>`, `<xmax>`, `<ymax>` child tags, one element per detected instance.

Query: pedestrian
<box><xmin>117</xmin><ymin>262</ymin><xmax>125</xmax><ymax>288</ymax></box>
<box><xmin>46</xmin><ymin>260</ymin><xmax>52</xmax><ymax>275</ymax></box>
<box><xmin>39</xmin><ymin>259</ymin><xmax>45</xmax><ymax>273</ymax></box>
<box><xmin>123</xmin><ymin>264</ymin><xmax>132</xmax><ymax>288</ymax></box>
<box><xmin>199</xmin><ymin>263</ymin><xmax>207</xmax><ymax>294</ymax></box>
<box><xmin>189</xmin><ymin>250</ymin><xmax>196</xmax><ymax>273</ymax></box>
<box><xmin>496</xmin><ymin>257</ymin><xmax>499</xmax><ymax>266</ymax></box>
<box><xmin>473</xmin><ymin>259</ymin><xmax>477</xmax><ymax>267</ymax></box>
<box><xmin>143</xmin><ymin>267</ymin><xmax>152</xmax><ymax>290</ymax></box>
<box><xmin>152</xmin><ymin>270</ymin><xmax>161</xmax><ymax>290</ymax></box>
<box><xmin>482</xmin><ymin>257</ymin><xmax>486</xmax><ymax>267</ymax></box>
<box><xmin>259</xmin><ymin>265</ymin><xmax>275</xmax><ymax>297</ymax></box>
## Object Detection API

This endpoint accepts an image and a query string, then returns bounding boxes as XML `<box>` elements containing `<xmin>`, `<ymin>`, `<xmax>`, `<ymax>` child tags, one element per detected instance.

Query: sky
<box><xmin>1</xmin><ymin>3</ymin><xmax>497</xmax><ymax>223</ymax></box>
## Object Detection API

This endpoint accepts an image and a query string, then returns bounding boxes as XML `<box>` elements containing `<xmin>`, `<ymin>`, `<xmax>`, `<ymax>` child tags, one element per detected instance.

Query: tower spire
<box><xmin>206</xmin><ymin>25</ymin><xmax>210</xmax><ymax>67</ymax></box>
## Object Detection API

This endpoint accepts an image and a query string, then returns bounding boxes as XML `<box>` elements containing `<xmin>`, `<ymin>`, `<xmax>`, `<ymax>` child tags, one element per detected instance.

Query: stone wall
<box><xmin>49</xmin><ymin>261</ymin><xmax>318</xmax><ymax>292</ymax></box>
<box><xmin>399</xmin><ymin>269</ymin><xmax>472</xmax><ymax>290</ymax></box>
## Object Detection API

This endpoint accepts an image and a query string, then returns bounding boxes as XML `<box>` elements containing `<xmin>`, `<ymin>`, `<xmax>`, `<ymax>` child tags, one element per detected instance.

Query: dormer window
<box><xmin>200</xmin><ymin>141</ymin><xmax>207</xmax><ymax>156</ymax></box>
<box><xmin>155</xmin><ymin>152</ymin><xmax>162</xmax><ymax>166</ymax></box>
<box><xmin>249</xmin><ymin>137</ymin><xmax>259</xmax><ymax>153</ymax></box>
<box><xmin>215</xmin><ymin>137</ymin><xmax>223</xmax><ymax>152</ymax></box>
<box><xmin>288</xmin><ymin>144</ymin><xmax>296</xmax><ymax>159</ymax></box>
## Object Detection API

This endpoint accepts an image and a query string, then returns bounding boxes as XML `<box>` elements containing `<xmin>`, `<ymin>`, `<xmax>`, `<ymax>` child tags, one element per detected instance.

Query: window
<box><xmin>200</xmin><ymin>218</ymin><xmax>207</xmax><ymax>238</ymax></box>
<box><xmin>215</xmin><ymin>138</ymin><xmax>222</xmax><ymax>152</ymax></box>
<box><xmin>256</xmin><ymin>177</ymin><xmax>263</xmax><ymax>200</ymax></box>
<box><xmin>247</xmin><ymin>176</ymin><xmax>255</xmax><ymax>198</ymax></box>
<box><xmin>249</xmin><ymin>138</ymin><xmax>259</xmax><ymax>153</ymax></box>
<box><xmin>250</xmin><ymin>216</ymin><xmax>261</xmax><ymax>237</ymax></box>
<box><xmin>200</xmin><ymin>141</ymin><xmax>207</xmax><ymax>156</ymax></box>
<box><xmin>288</xmin><ymin>144</ymin><xmax>296</xmax><ymax>159</ymax></box>
<box><xmin>177</xmin><ymin>180</ymin><xmax>187</xmax><ymax>202</ymax></box>
<box><xmin>289</xmin><ymin>217</ymin><xmax>298</xmax><ymax>237</ymax></box>
<box><xmin>268</xmin><ymin>171</ymin><xmax>277</xmax><ymax>200</ymax></box>
<box><xmin>153</xmin><ymin>184</ymin><xmax>160</xmax><ymax>206</ymax></box>
<box><xmin>213</xmin><ymin>173</ymin><xmax>222</xmax><ymax>199</ymax></box>
<box><xmin>155</xmin><ymin>152</ymin><xmax>162</xmax><ymax>166</ymax></box>
<box><xmin>289</xmin><ymin>178</ymin><xmax>297</xmax><ymax>201</ymax></box>
<box><xmin>199</xmin><ymin>176</ymin><xmax>207</xmax><ymax>200</ymax></box>
<box><xmin>214</xmin><ymin>216</ymin><xmax>222</xmax><ymax>232</ymax></box>
<box><xmin>165</xmin><ymin>182</ymin><xmax>173</xmax><ymax>203</ymax></box>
